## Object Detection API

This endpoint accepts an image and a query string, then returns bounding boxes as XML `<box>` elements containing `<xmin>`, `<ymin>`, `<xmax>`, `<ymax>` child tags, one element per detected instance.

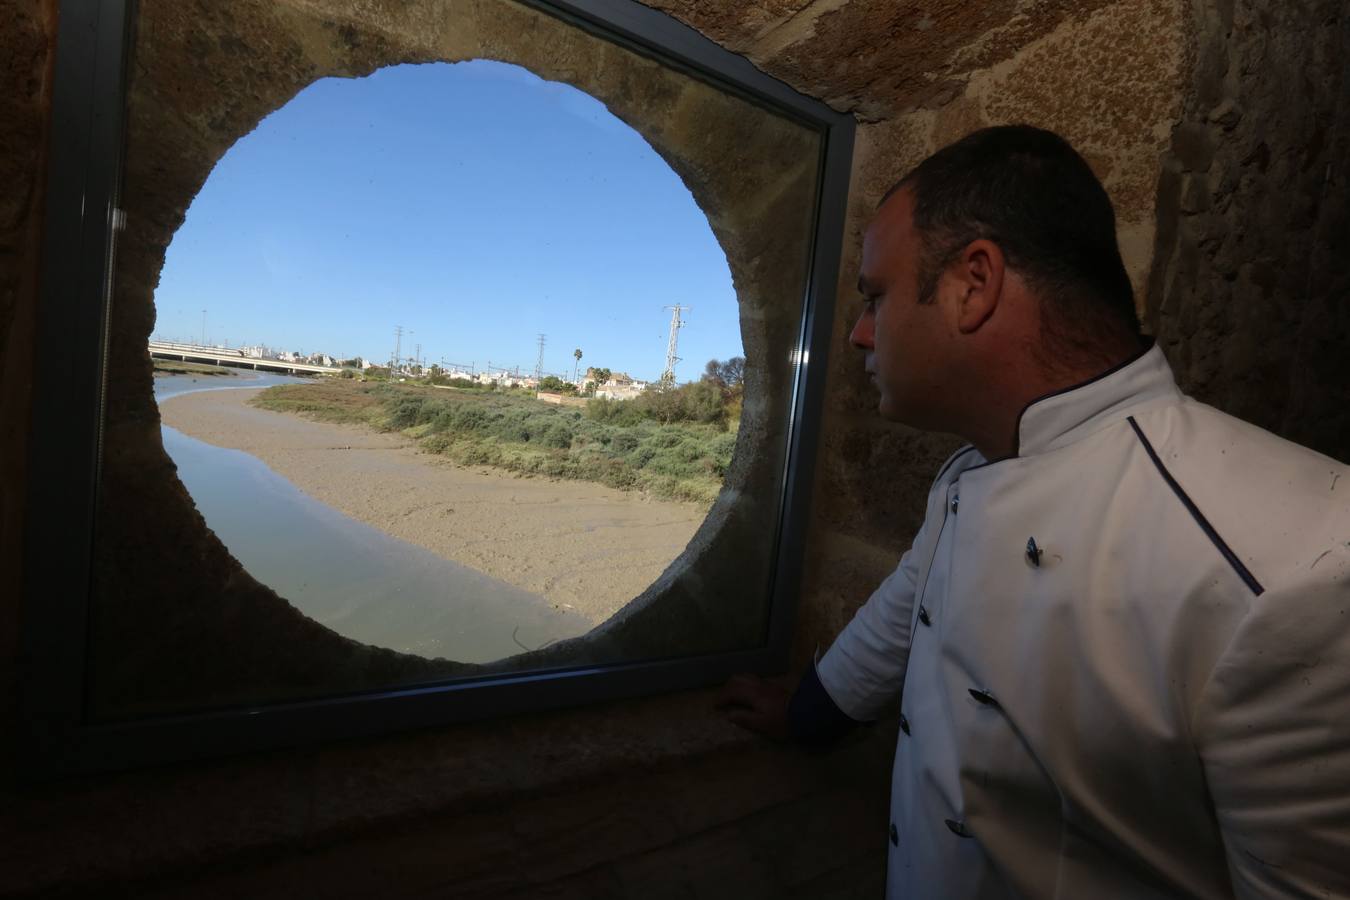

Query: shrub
<box><xmin>253</xmin><ymin>378</ymin><xmax>730</xmax><ymax>505</ymax></box>
<box><xmin>450</xmin><ymin>405</ymin><xmax>491</xmax><ymax>433</ymax></box>
<box><xmin>627</xmin><ymin>445</ymin><xmax>657</xmax><ymax>468</ymax></box>
<box><xmin>541</xmin><ymin>421</ymin><xmax>574</xmax><ymax>449</ymax></box>
<box><xmin>610</xmin><ymin>430</ymin><xmax>640</xmax><ymax>454</ymax></box>
<box><xmin>651</xmin><ymin>428</ymin><xmax>685</xmax><ymax>449</ymax></box>
<box><xmin>386</xmin><ymin>396</ymin><xmax>428</xmax><ymax>430</ymax></box>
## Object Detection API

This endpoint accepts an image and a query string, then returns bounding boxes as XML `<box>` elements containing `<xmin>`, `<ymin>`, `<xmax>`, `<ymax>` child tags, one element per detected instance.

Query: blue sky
<box><xmin>153</xmin><ymin>60</ymin><xmax>741</xmax><ymax>382</ymax></box>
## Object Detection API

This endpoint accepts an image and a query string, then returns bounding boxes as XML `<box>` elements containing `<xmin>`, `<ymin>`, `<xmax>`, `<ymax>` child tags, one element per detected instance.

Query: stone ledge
<box><xmin>3</xmin><ymin>692</ymin><xmax>894</xmax><ymax>898</ymax></box>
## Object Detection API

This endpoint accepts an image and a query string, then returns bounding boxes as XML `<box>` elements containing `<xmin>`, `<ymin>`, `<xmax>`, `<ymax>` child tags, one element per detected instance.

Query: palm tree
<box><xmin>573</xmin><ymin>348</ymin><xmax>583</xmax><ymax>383</ymax></box>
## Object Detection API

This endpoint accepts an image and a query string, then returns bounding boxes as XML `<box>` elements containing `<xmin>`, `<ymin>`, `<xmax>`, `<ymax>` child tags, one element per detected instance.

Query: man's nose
<box><xmin>849</xmin><ymin>310</ymin><xmax>873</xmax><ymax>350</ymax></box>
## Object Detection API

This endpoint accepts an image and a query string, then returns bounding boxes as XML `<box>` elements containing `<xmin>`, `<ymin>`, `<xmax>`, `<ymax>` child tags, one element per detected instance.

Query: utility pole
<box><xmin>415</xmin><ymin>342</ymin><xmax>422</xmax><ymax>375</ymax></box>
<box><xmin>534</xmin><ymin>333</ymin><xmax>547</xmax><ymax>382</ymax></box>
<box><xmin>392</xmin><ymin>325</ymin><xmax>404</xmax><ymax>371</ymax></box>
<box><xmin>661</xmin><ymin>305</ymin><xmax>689</xmax><ymax>386</ymax></box>
<box><xmin>200</xmin><ymin>309</ymin><xmax>207</xmax><ymax>346</ymax></box>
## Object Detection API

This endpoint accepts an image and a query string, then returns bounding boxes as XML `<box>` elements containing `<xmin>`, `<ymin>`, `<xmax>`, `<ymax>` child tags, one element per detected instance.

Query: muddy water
<box><xmin>154</xmin><ymin>372</ymin><xmax>590</xmax><ymax>661</ymax></box>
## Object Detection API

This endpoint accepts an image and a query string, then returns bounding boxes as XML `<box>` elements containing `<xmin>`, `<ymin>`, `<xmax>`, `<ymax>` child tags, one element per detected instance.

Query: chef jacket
<box><xmin>807</xmin><ymin>343</ymin><xmax>1350</xmax><ymax>898</ymax></box>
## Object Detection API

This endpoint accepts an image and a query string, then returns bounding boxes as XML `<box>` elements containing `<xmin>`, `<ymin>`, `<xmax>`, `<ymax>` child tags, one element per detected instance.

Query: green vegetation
<box><xmin>250</xmin><ymin>377</ymin><xmax>741</xmax><ymax>505</ymax></box>
<box><xmin>582</xmin><ymin>355</ymin><xmax>745</xmax><ymax>427</ymax></box>
<box><xmin>537</xmin><ymin>375</ymin><xmax>577</xmax><ymax>394</ymax></box>
<box><xmin>153</xmin><ymin>359</ymin><xmax>236</xmax><ymax>376</ymax></box>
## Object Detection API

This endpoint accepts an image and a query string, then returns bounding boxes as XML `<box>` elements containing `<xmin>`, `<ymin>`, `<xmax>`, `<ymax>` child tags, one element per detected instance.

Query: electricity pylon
<box><xmin>661</xmin><ymin>305</ymin><xmax>689</xmax><ymax>386</ymax></box>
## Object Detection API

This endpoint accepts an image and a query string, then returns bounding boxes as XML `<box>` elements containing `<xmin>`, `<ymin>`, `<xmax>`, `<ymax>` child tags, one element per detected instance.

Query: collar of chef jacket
<box><xmin>1007</xmin><ymin>340</ymin><xmax>1180</xmax><ymax>462</ymax></box>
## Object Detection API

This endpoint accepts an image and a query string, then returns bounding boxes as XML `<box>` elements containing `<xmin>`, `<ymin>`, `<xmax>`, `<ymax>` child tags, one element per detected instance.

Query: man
<box><xmin>723</xmin><ymin>125</ymin><xmax>1350</xmax><ymax>898</ymax></box>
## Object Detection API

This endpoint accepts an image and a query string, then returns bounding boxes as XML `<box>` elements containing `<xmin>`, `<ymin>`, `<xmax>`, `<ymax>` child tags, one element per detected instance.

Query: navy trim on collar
<box><xmin>935</xmin><ymin>445</ymin><xmax>980</xmax><ymax>481</ymax></box>
<box><xmin>1009</xmin><ymin>338</ymin><xmax>1155</xmax><ymax>458</ymax></box>
<box><xmin>966</xmin><ymin>339</ymin><xmax>1160</xmax><ymax>472</ymax></box>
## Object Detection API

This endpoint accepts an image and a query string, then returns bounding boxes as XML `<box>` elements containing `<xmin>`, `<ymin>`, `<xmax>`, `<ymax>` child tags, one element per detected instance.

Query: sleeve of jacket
<box><xmin>1194</xmin><ymin>543</ymin><xmax>1350</xmax><ymax>899</ymax></box>
<box><xmin>811</xmin><ymin>528</ymin><xmax>925</xmax><ymax>723</ymax></box>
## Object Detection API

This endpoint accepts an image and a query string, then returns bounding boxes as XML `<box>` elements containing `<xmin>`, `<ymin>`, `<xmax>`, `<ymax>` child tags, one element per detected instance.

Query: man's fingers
<box><xmin>724</xmin><ymin>707</ymin><xmax>759</xmax><ymax>729</ymax></box>
<box><xmin>717</xmin><ymin>673</ymin><xmax>764</xmax><ymax>709</ymax></box>
<box><xmin>718</xmin><ymin>673</ymin><xmax>794</xmax><ymax>741</ymax></box>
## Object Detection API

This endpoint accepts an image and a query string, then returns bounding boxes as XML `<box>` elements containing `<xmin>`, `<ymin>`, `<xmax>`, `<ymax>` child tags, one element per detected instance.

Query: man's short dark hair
<box><xmin>889</xmin><ymin>125</ymin><xmax>1141</xmax><ymax>366</ymax></box>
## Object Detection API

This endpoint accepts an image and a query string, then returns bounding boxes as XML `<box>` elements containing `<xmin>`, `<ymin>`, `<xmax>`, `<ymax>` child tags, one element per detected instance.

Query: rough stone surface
<box><xmin>1149</xmin><ymin>0</ymin><xmax>1350</xmax><ymax>462</ymax></box>
<box><xmin>3</xmin><ymin>0</ymin><xmax>1348</xmax><ymax>896</ymax></box>
<box><xmin>649</xmin><ymin>0</ymin><xmax>1127</xmax><ymax>121</ymax></box>
<box><xmin>0</xmin><ymin>0</ymin><xmax>54</xmax><ymax>747</ymax></box>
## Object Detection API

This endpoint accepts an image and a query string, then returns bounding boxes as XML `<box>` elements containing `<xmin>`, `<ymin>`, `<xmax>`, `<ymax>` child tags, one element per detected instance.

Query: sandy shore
<box><xmin>158</xmin><ymin>387</ymin><xmax>706</xmax><ymax>623</ymax></box>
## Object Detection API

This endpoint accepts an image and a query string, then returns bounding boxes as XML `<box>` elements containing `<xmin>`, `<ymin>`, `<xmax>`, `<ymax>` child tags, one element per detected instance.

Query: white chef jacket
<box><xmin>815</xmin><ymin>344</ymin><xmax>1350</xmax><ymax>899</ymax></box>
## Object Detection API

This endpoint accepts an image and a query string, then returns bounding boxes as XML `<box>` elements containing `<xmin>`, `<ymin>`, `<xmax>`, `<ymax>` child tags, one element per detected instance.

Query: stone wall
<box><xmin>2</xmin><ymin>0</ymin><xmax>1346</xmax><ymax>896</ymax></box>
<box><xmin>0</xmin><ymin>0</ymin><xmax>55</xmax><ymax>739</ymax></box>
<box><xmin>1149</xmin><ymin>0</ymin><xmax>1350</xmax><ymax>462</ymax></box>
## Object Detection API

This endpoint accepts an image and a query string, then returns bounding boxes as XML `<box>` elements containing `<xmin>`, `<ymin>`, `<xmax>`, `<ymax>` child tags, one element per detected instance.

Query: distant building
<box><xmin>595</xmin><ymin>371</ymin><xmax>649</xmax><ymax>401</ymax></box>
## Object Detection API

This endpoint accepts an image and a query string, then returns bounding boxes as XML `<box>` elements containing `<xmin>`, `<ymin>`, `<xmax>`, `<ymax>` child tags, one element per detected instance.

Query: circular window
<box><xmin>149</xmin><ymin>61</ymin><xmax>744</xmax><ymax>662</ymax></box>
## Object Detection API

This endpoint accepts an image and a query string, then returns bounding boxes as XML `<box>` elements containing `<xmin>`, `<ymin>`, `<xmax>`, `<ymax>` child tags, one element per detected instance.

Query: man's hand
<box><xmin>717</xmin><ymin>672</ymin><xmax>797</xmax><ymax>741</ymax></box>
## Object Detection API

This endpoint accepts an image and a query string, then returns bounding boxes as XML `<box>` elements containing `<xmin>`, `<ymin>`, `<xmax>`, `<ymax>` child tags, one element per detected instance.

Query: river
<box><xmin>154</xmin><ymin>370</ymin><xmax>592</xmax><ymax>662</ymax></box>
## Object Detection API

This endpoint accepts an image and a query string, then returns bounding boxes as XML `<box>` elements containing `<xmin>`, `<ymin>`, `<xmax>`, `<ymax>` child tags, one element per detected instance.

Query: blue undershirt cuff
<box><xmin>788</xmin><ymin>662</ymin><xmax>861</xmax><ymax>747</ymax></box>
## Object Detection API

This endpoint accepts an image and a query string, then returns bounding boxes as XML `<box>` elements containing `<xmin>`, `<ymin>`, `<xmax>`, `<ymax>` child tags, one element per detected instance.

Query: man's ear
<box><xmin>949</xmin><ymin>239</ymin><xmax>1005</xmax><ymax>334</ymax></box>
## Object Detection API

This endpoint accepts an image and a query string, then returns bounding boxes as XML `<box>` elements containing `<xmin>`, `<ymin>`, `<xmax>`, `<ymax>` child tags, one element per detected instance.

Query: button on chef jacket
<box><xmin>808</xmin><ymin>343</ymin><xmax>1350</xmax><ymax>899</ymax></box>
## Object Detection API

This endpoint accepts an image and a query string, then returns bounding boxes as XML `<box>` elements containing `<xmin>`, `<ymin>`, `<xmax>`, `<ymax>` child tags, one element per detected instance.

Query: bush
<box><xmin>538</xmin><ymin>375</ymin><xmax>576</xmax><ymax>394</ymax></box>
<box><xmin>386</xmin><ymin>396</ymin><xmax>428</xmax><ymax>429</ymax></box>
<box><xmin>541</xmin><ymin>421</ymin><xmax>574</xmax><ymax>449</ymax></box>
<box><xmin>627</xmin><ymin>445</ymin><xmax>657</xmax><ymax>468</ymax></box>
<box><xmin>709</xmin><ymin>432</ymin><xmax>738</xmax><ymax>459</ymax></box>
<box><xmin>253</xmin><ymin>379</ymin><xmax>730</xmax><ymax>505</ymax></box>
<box><xmin>610</xmin><ymin>430</ymin><xmax>640</xmax><ymax>454</ymax></box>
<box><xmin>650</xmin><ymin>429</ymin><xmax>685</xmax><ymax>449</ymax></box>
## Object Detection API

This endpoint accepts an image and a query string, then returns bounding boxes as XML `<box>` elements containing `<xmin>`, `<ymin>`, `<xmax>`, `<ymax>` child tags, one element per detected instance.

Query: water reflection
<box><xmin>156</xmin><ymin>372</ymin><xmax>591</xmax><ymax>661</ymax></box>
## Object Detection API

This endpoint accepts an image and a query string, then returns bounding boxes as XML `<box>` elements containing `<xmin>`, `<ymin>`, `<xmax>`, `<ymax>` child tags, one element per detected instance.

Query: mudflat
<box><xmin>158</xmin><ymin>387</ymin><xmax>706</xmax><ymax>624</ymax></box>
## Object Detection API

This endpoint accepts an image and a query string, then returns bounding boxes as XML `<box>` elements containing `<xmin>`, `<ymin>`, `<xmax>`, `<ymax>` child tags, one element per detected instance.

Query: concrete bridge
<box><xmin>148</xmin><ymin>340</ymin><xmax>342</xmax><ymax>376</ymax></box>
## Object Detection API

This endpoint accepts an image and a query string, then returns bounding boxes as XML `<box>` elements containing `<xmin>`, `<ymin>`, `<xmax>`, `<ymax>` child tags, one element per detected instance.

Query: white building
<box><xmin>595</xmin><ymin>372</ymin><xmax>650</xmax><ymax>401</ymax></box>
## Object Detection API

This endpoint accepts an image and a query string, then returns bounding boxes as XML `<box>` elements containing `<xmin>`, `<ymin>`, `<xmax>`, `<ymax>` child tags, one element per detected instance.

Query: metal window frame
<box><xmin>18</xmin><ymin>0</ymin><xmax>854</xmax><ymax>775</ymax></box>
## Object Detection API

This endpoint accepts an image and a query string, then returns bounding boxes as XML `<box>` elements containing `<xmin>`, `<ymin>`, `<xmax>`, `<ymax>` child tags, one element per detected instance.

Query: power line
<box><xmin>534</xmin><ymin>333</ymin><xmax>547</xmax><ymax>381</ymax></box>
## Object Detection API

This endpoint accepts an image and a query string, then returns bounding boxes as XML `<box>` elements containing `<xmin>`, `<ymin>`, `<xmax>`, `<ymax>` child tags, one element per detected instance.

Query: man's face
<box><xmin>850</xmin><ymin>188</ymin><xmax>956</xmax><ymax>428</ymax></box>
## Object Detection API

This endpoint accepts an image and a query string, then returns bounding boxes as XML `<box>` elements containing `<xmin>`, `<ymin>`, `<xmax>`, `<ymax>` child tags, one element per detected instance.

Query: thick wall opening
<box><xmin>148</xmin><ymin>58</ymin><xmax>745</xmax><ymax>663</ymax></box>
<box><xmin>92</xmin><ymin>0</ymin><xmax>823</xmax><ymax>717</ymax></box>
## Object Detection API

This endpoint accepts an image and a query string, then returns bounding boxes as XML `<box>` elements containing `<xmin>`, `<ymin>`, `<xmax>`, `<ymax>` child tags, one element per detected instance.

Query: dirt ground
<box><xmin>158</xmin><ymin>387</ymin><xmax>707</xmax><ymax>623</ymax></box>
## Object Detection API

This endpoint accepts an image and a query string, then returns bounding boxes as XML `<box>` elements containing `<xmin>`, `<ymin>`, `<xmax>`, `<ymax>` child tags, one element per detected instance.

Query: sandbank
<box><xmin>158</xmin><ymin>387</ymin><xmax>707</xmax><ymax>624</ymax></box>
